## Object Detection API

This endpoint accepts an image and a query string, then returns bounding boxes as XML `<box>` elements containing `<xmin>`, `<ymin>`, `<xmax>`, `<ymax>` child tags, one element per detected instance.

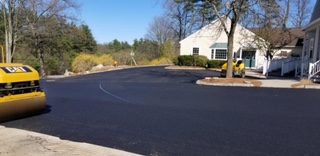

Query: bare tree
<box><xmin>290</xmin><ymin>0</ymin><xmax>312</xmax><ymax>28</ymax></box>
<box><xmin>211</xmin><ymin>0</ymin><xmax>252</xmax><ymax>78</ymax></box>
<box><xmin>162</xmin><ymin>0</ymin><xmax>221</xmax><ymax>43</ymax></box>
<box><xmin>163</xmin><ymin>0</ymin><xmax>197</xmax><ymax>42</ymax></box>
<box><xmin>145</xmin><ymin>16</ymin><xmax>174</xmax><ymax>46</ymax></box>
<box><xmin>1</xmin><ymin>0</ymin><xmax>24</xmax><ymax>63</ymax></box>
<box><xmin>282</xmin><ymin>0</ymin><xmax>290</xmax><ymax>28</ymax></box>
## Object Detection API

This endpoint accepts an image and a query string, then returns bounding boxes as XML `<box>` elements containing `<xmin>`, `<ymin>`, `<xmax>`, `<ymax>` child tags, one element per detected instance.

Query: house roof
<box><xmin>309</xmin><ymin>0</ymin><xmax>320</xmax><ymax>23</ymax></box>
<box><xmin>303</xmin><ymin>0</ymin><xmax>320</xmax><ymax>31</ymax></box>
<box><xmin>179</xmin><ymin>18</ymin><xmax>220</xmax><ymax>44</ymax></box>
<box><xmin>210</xmin><ymin>43</ymin><xmax>227</xmax><ymax>48</ymax></box>
<box><xmin>250</xmin><ymin>28</ymin><xmax>304</xmax><ymax>47</ymax></box>
<box><xmin>179</xmin><ymin>17</ymin><xmax>258</xmax><ymax>44</ymax></box>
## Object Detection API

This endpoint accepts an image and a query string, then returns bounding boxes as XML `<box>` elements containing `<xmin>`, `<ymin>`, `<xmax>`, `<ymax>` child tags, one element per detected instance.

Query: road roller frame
<box><xmin>0</xmin><ymin>49</ymin><xmax>46</xmax><ymax>122</ymax></box>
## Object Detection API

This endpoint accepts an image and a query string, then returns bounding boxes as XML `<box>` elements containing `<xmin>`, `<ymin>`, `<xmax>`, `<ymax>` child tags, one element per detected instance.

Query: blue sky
<box><xmin>78</xmin><ymin>0</ymin><xmax>164</xmax><ymax>45</ymax></box>
<box><xmin>78</xmin><ymin>0</ymin><xmax>317</xmax><ymax>45</ymax></box>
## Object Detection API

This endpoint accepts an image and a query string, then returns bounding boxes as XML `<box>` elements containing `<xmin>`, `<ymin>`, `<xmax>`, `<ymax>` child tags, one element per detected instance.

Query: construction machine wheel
<box><xmin>220</xmin><ymin>70</ymin><xmax>227</xmax><ymax>77</ymax></box>
<box><xmin>240</xmin><ymin>70</ymin><xmax>245</xmax><ymax>78</ymax></box>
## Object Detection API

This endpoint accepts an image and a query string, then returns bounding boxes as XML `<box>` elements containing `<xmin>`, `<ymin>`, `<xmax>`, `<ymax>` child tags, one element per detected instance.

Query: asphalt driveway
<box><xmin>2</xmin><ymin>66</ymin><xmax>320</xmax><ymax>156</ymax></box>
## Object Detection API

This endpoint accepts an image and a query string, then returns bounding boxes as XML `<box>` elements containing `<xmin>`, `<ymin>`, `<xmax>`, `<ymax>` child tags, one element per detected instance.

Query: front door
<box><xmin>242</xmin><ymin>51</ymin><xmax>256</xmax><ymax>68</ymax></box>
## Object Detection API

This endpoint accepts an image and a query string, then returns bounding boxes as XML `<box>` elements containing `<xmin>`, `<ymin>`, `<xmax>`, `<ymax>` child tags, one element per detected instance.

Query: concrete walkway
<box><xmin>0</xmin><ymin>126</ymin><xmax>141</xmax><ymax>156</ymax></box>
<box><xmin>194</xmin><ymin>69</ymin><xmax>320</xmax><ymax>89</ymax></box>
<box><xmin>245</xmin><ymin>70</ymin><xmax>301</xmax><ymax>88</ymax></box>
<box><xmin>259</xmin><ymin>79</ymin><xmax>299</xmax><ymax>88</ymax></box>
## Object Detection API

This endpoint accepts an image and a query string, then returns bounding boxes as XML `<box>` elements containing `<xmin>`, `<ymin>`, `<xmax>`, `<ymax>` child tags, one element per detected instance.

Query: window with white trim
<box><xmin>215</xmin><ymin>49</ymin><xmax>227</xmax><ymax>60</ymax></box>
<box><xmin>192</xmin><ymin>47</ymin><xmax>199</xmax><ymax>55</ymax></box>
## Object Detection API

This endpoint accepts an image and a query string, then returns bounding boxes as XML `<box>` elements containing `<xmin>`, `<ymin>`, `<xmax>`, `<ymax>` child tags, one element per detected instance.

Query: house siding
<box><xmin>180</xmin><ymin>18</ymin><xmax>265</xmax><ymax>69</ymax></box>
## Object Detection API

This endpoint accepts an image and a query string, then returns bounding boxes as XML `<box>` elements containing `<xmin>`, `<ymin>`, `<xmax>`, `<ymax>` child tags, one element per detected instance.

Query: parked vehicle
<box><xmin>311</xmin><ymin>73</ymin><xmax>320</xmax><ymax>83</ymax></box>
<box><xmin>0</xmin><ymin>47</ymin><xmax>46</xmax><ymax>122</ymax></box>
<box><xmin>221</xmin><ymin>60</ymin><xmax>245</xmax><ymax>78</ymax></box>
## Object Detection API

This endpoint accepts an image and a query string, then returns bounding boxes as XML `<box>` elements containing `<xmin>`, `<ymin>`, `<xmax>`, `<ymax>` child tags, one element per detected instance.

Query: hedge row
<box><xmin>207</xmin><ymin>60</ymin><xmax>227</xmax><ymax>68</ymax></box>
<box><xmin>172</xmin><ymin>55</ymin><xmax>208</xmax><ymax>67</ymax></box>
<box><xmin>174</xmin><ymin>55</ymin><xmax>226</xmax><ymax>68</ymax></box>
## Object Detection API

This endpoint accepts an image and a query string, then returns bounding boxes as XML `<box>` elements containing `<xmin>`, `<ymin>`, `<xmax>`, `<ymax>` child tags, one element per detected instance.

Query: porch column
<box><xmin>313</xmin><ymin>26</ymin><xmax>319</xmax><ymax>62</ymax></box>
<box><xmin>302</xmin><ymin>34</ymin><xmax>306</xmax><ymax>61</ymax></box>
<box><xmin>300</xmin><ymin>33</ymin><xmax>307</xmax><ymax>78</ymax></box>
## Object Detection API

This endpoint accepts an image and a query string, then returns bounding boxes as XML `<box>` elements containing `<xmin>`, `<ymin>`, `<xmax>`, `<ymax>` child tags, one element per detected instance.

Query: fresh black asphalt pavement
<box><xmin>2</xmin><ymin>66</ymin><xmax>320</xmax><ymax>155</ymax></box>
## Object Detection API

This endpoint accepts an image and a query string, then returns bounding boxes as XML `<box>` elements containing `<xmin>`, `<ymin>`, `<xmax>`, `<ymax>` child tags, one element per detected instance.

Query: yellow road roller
<box><xmin>0</xmin><ymin>60</ymin><xmax>46</xmax><ymax>122</ymax></box>
<box><xmin>220</xmin><ymin>60</ymin><xmax>245</xmax><ymax>78</ymax></box>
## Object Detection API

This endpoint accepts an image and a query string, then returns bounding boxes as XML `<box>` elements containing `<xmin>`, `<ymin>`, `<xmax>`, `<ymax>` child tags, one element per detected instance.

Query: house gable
<box><xmin>251</xmin><ymin>28</ymin><xmax>304</xmax><ymax>48</ymax></box>
<box><xmin>179</xmin><ymin>18</ymin><xmax>224</xmax><ymax>44</ymax></box>
<box><xmin>179</xmin><ymin>17</ymin><xmax>265</xmax><ymax>67</ymax></box>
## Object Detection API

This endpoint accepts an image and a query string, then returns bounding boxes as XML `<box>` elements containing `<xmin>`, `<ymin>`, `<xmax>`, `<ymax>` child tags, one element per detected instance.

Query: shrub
<box><xmin>72</xmin><ymin>53</ymin><xmax>98</xmax><ymax>73</ymax></box>
<box><xmin>291</xmin><ymin>53</ymin><xmax>300</xmax><ymax>57</ymax></box>
<box><xmin>137</xmin><ymin>58</ymin><xmax>151</xmax><ymax>65</ymax></box>
<box><xmin>193</xmin><ymin>55</ymin><xmax>209</xmax><ymax>67</ymax></box>
<box><xmin>207</xmin><ymin>60</ymin><xmax>227</xmax><ymax>68</ymax></box>
<box><xmin>151</xmin><ymin>57</ymin><xmax>172</xmax><ymax>65</ymax></box>
<box><xmin>172</xmin><ymin>56</ymin><xmax>179</xmax><ymax>65</ymax></box>
<box><xmin>177</xmin><ymin>55</ymin><xmax>208</xmax><ymax>67</ymax></box>
<box><xmin>178</xmin><ymin>55</ymin><xmax>194</xmax><ymax>66</ymax></box>
<box><xmin>95</xmin><ymin>54</ymin><xmax>114</xmax><ymax>66</ymax></box>
<box><xmin>45</xmin><ymin>56</ymin><xmax>59</xmax><ymax>75</ymax></box>
<box><xmin>28</xmin><ymin>57</ymin><xmax>41</xmax><ymax>72</ymax></box>
<box><xmin>111</xmin><ymin>51</ymin><xmax>131</xmax><ymax>65</ymax></box>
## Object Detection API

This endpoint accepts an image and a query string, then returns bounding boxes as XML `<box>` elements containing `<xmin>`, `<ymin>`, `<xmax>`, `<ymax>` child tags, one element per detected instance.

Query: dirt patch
<box><xmin>201</xmin><ymin>78</ymin><xmax>262</xmax><ymax>87</ymax></box>
<box><xmin>291</xmin><ymin>79</ymin><xmax>320</xmax><ymax>88</ymax></box>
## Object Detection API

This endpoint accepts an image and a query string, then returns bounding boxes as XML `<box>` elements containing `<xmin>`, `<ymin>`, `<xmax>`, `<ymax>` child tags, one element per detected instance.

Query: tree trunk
<box><xmin>226</xmin><ymin>36</ymin><xmax>234</xmax><ymax>78</ymax></box>
<box><xmin>37</xmin><ymin>49</ymin><xmax>46</xmax><ymax>78</ymax></box>
<box><xmin>226</xmin><ymin>19</ymin><xmax>237</xmax><ymax>78</ymax></box>
<box><xmin>37</xmin><ymin>47</ymin><xmax>46</xmax><ymax>78</ymax></box>
<box><xmin>36</xmin><ymin>35</ymin><xmax>46</xmax><ymax>78</ymax></box>
<box><xmin>2</xmin><ymin>0</ymin><xmax>18</xmax><ymax>63</ymax></box>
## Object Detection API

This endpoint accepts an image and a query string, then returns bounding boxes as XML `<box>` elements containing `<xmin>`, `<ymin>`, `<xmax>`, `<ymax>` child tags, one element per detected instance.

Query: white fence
<box><xmin>263</xmin><ymin>57</ymin><xmax>296</xmax><ymax>75</ymax></box>
<box><xmin>281</xmin><ymin>58</ymin><xmax>301</xmax><ymax>76</ymax></box>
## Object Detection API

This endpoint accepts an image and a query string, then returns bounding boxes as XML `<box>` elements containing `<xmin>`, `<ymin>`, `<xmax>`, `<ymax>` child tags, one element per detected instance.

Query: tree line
<box><xmin>0</xmin><ymin>0</ymin><xmax>98</xmax><ymax>77</ymax></box>
<box><xmin>0</xmin><ymin>0</ymin><xmax>179</xmax><ymax>76</ymax></box>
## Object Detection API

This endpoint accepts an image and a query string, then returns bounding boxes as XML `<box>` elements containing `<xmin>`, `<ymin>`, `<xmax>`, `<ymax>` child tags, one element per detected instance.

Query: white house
<box><xmin>300</xmin><ymin>0</ymin><xmax>320</xmax><ymax>79</ymax></box>
<box><xmin>180</xmin><ymin>19</ymin><xmax>303</xmax><ymax>73</ymax></box>
<box><xmin>179</xmin><ymin>18</ymin><xmax>267</xmax><ymax>70</ymax></box>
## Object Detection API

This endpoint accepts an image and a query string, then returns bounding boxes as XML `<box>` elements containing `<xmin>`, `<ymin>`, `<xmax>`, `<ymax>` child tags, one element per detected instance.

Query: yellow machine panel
<box><xmin>0</xmin><ymin>63</ymin><xmax>46</xmax><ymax>122</ymax></box>
<box><xmin>221</xmin><ymin>60</ymin><xmax>246</xmax><ymax>78</ymax></box>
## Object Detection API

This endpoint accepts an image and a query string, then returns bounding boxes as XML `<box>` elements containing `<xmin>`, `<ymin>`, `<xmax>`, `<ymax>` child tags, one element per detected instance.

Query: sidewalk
<box><xmin>197</xmin><ymin>69</ymin><xmax>320</xmax><ymax>89</ymax></box>
<box><xmin>0</xmin><ymin>126</ymin><xmax>141</xmax><ymax>156</ymax></box>
<box><xmin>245</xmin><ymin>70</ymin><xmax>301</xmax><ymax>88</ymax></box>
